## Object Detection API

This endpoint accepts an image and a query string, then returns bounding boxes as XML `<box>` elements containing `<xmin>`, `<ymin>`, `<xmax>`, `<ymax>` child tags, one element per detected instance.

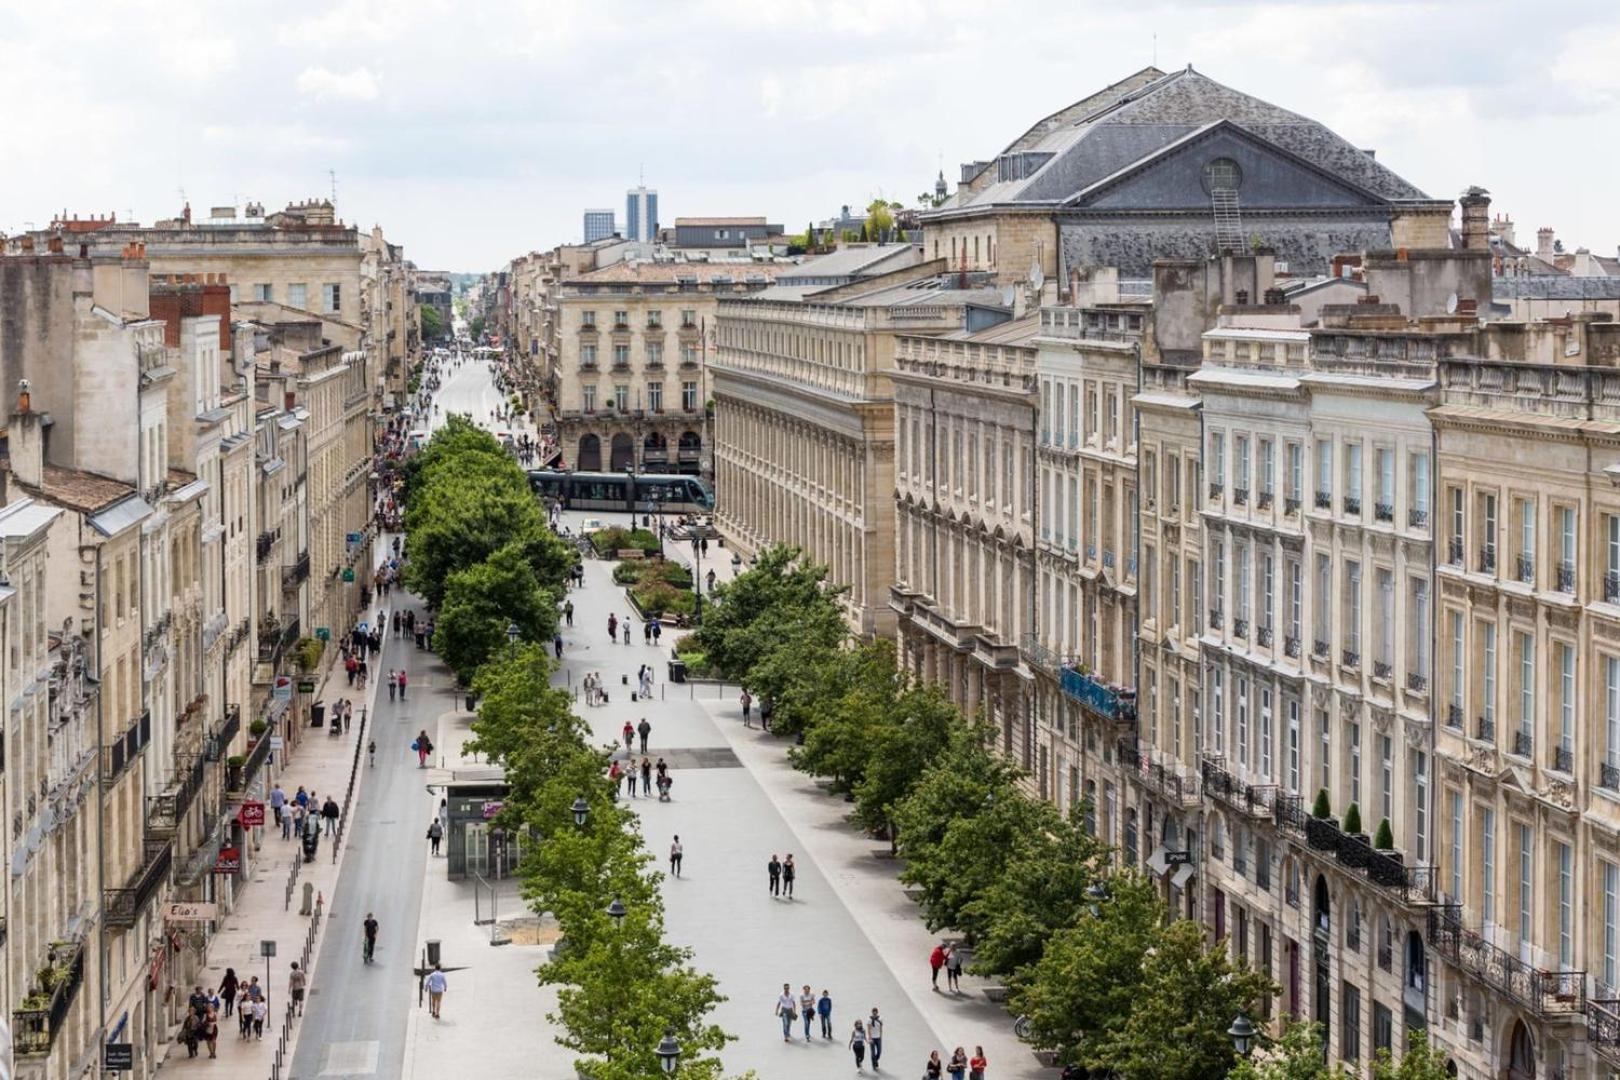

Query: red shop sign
<box><xmin>237</xmin><ymin>801</ymin><xmax>266</xmax><ymax>828</ymax></box>
<box><xmin>214</xmin><ymin>847</ymin><xmax>241</xmax><ymax>875</ymax></box>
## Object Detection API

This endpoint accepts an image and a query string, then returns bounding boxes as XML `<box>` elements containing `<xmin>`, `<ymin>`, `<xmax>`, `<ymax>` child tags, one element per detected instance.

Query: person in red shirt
<box><xmin>929</xmin><ymin>943</ymin><xmax>947</xmax><ymax>991</ymax></box>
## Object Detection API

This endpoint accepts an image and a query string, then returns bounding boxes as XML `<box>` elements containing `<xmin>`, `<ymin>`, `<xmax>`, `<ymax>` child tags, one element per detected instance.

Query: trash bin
<box><xmin>310</xmin><ymin>703</ymin><xmax>326</xmax><ymax>729</ymax></box>
<box><xmin>668</xmin><ymin>659</ymin><xmax>687</xmax><ymax>684</ymax></box>
<box><xmin>465</xmin><ymin>694</ymin><xmax>477</xmax><ymax>713</ymax></box>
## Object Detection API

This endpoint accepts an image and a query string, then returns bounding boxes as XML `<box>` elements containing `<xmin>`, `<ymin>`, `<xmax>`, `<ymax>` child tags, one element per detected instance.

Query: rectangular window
<box><xmin>1608</xmin><ymin>656</ymin><xmax>1620</xmax><ymax>774</ymax></box>
<box><xmin>1559</xmin><ymin>506</ymin><xmax>1577</xmax><ymax>591</ymax></box>
<box><xmin>1259</xmin><ymin>688</ymin><xmax>1273</xmax><ymax>780</ymax></box>
<box><xmin>1450</xmin><ymin>610</ymin><xmax>1465</xmax><ymax>713</ymax></box>
<box><xmin>1450</xmin><ymin>487</ymin><xmax>1465</xmax><ymax>562</ymax></box>
<box><xmin>1376</xmin><ymin>568</ymin><xmax>1393</xmax><ymax>670</ymax></box>
<box><xmin>286</xmin><ymin>282</ymin><xmax>308</xmax><ymax>310</ymax></box>
<box><xmin>1235</xmin><ymin>436</ymin><xmax>1250</xmax><ymax>495</ymax></box>
<box><xmin>1345</xmin><ymin>560</ymin><xmax>1362</xmax><ymax>657</ymax></box>
<box><xmin>1559</xmin><ymin>643</ymin><xmax>1575</xmax><ymax>760</ymax></box>
<box><xmin>646</xmin><ymin>309</ymin><xmax>662</xmax><ymax>328</ymax></box>
<box><xmin>680</xmin><ymin>308</ymin><xmax>696</xmax><ymax>326</ymax></box>
<box><xmin>1449</xmin><ymin>790</ymin><xmax>1463</xmax><ymax>902</ymax></box>
<box><xmin>613</xmin><ymin>344</ymin><xmax>630</xmax><ymax>365</ymax></box>
<box><xmin>1170</xmin><ymin>553</ymin><xmax>1182</xmax><ymax>629</ymax></box>
<box><xmin>1483</xmin><ymin>624</ymin><xmax>1497</xmax><ymax>725</ymax></box>
<box><xmin>1236</xmin><ymin>677</ymin><xmax>1249</xmax><ymax>769</ymax></box>
<box><xmin>682</xmin><ymin>381</ymin><xmax>698</xmax><ymax>411</ymax></box>
<box><xmin>1376</xmin><ymin>447</ymin><xmax>1394</xmax><ymax>512</ymax></box>
<box><xmin>1519</xmin><ymin>497</ymin><xmax>1536</xmax><ymax>581</ymax></box>
<box><xmin>1482</xmin><ymin>808</ymin><xmax>1496</xmax><ymax>927</ymax></box>
<box><xmin>581</xmin><ymin>385</ymin><xmax>597</xmax><ymax>412</ymax></box>
<box><xmin>1317</xmin><ymin>707</ymin><xmax>1331</xmax><ymax>794</ymax></box>
<box><xmin>613</xmin><ymin>384</ymin><xmax>629</xmax><ymax>411</ymax></box>
<box><xmin>1373</xmin><ymin>1003</ymin><xmax>1393</xmax><ymax>1057</ymax></box>
<box><xmin>1287</xmin><ymin>699</ymin><xmax>1301</xmax><ymax>793</ymax></box>
<box><xmin>1211</xmin><ymin>668</ymin><xmax>1225</xmax><ymax>755</ymax></box>
<box><xmin>1342</xmin><ymin>983</ymin><xmax>1361</xmax><ymax>1062</ymax></box>
<box><xmin>1558</xmin><ymin>841</ymin><xmax>1573</xmax><ymax>967</ymax></box>
<box><xmin>1380</xmin><ymin>733</ymin><xmax>1393</xmax><ymax>825</ymax></box>
<box><xmin>1316</xmin><ymin>438</ymin><xmax>1332</xmax><ymax>502</ymax></box>
<box><xmin>1211</xmin><ymin>431</ymin><xmax>1226</xmax><ymax>489</ymax></box>
<box><xmin>1604</xmin><ymin>861</ymin><xmax>1619</xmax><ymax>989</ymax></box>
<box><xmin>647</xmin><ymin>382</ymin><xmax>663</xmax><ymax>411</ymax></box>
<box><xmin>1518</xmin><ymin>823</ymin><xmax>1533</xmax><ymax>949</ymax></box>
<box><xmin>1349</xmin><ymin>720</ymin><xmax>1362</xmax><ymax>808</ymax></box>
<box><xmin>1483</xmin><ymin>492</ymin><xmax>1499</xmax><ymax>565</ymax></box>
<box><xmin>582</xmin><ymin>310</ymin><xmax>597</xmax><ymax>327</ymax></box>
<box><xmin>253</xmin><ymin>283</ymin><xmax>273</xmax><ymax>301</ymax></box>
<box><xmin>1411</xmin><ymin>451</ymin><xmax>1430</xmax><ymax>523</ymax></box>
<box><xmin>1287</xmin><ymin>441</ymin><xmax>1302</xmax><ymax>500</ymax></box>
<box><xmin>1518</xmin><ymin>631</ymin><xmax>1535</xmax><ymax>748</ymax></box>
<box><xmin>646</xmin><ymin>342</ymin><xmax>663</xmax><ymax>365</ymax></box>
<box><xmin>1609</xmin><ymin>514</ymin><xmax>1620</xmax><ymax>595</ymax></box>
<box><xmin>1346</xmin><ymin>442</ymin><xmax>1363</xmax><ymax>508</ymax></box>
<box><xmin>613</xmin><ymin>309</ymin><xmax>629</xmax><ymax>326</ymax></box>
<box><xmin>1412</xmin><ymin>579</ymin><xmax>1431</xmax><ymax>679</ymax></box>
<box><xmin>1236</xmin><ymin>543</ymin><xmax>1250</xmax><ymax>625</ymax></box>
<box><xmin>1260</xmin><ymin>438</ymin><xmax>1275</xmax><ymax>496</ymax></box>
<box><xmin>1414</xmin><ymin>749</ymin><xmax>1428</xmax><ymax>862</ymax></box>
<box><xmin>581</xmin><ymin>344</ymin><xmax>598</xmax><ymax>365</ymax></box>
<box><xmin>1315</xmin><ymin>554</ymin><xmax>1331</xmax><ymax>646</ymax></box>
<box><xmin>323</xmin><ymin>282</ymin><xmax>341</xmax><ymax>313</ymax></box>
<box><xmin>1288</xmin><ymin>560</ymin><xmax>1302</xmax><ymax>645</ymax></box>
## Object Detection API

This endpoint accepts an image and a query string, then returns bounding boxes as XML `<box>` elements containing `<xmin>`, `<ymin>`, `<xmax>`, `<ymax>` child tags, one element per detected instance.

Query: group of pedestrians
<box><xmin>766</xmin><ymin>853</ymin><xmax>798</xmax><ymax>899</ymax></box>
<box><xmin>270</xmin><ymin>783</ymin><xmax>343</xmax><ymax>839</ymax></box>
<box><xmin>929</xmin><ymin>942</ymin><xmax>966</xmax><ymax>993</ymax></box>
<box><xmin>179</xmin><ymin>972</ymin><xmax>270</xmax><ymax>1057</ymax></box>
<box><xmin>610</xmin><ymin>754</ymin><xmax>671</xmax><ymax>800</ymax></box>
<box><xmin>582</xmin><ymin>670</ymin><xmax>611</xmax><ymax>706</ymax></box>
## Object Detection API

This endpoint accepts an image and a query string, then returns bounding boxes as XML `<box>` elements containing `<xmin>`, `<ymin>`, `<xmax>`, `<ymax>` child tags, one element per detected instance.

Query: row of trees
<box><xmin>692</xmin><ymin>546</ymin><xmax>1450</xmax><ymax>1080</ymax></box>
<box><xmin>404</xmin><ymin>421</ymin><xmax>736</xmax><ymax>1077</ymax></box>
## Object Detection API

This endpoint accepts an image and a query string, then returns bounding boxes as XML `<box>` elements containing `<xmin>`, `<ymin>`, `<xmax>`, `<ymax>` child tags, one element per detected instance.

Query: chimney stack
<box><xmin>1538</xmin><ymin>227</ymin><xmax>1555</xmax><ymax>259</ymax></box>
<box><xmin>10</xmin><ymin>380</ymin><xmax>44</xmax><ymax>490</ymax></box>
<box><xmin>1459</xmin><ymin>187</ymin><xmax>1491</xmax><ymax>251</ymax></box>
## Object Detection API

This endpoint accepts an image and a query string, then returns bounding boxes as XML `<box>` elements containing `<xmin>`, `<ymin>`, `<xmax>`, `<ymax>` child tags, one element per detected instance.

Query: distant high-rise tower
<box><xmin>625</xmin><ymin>185</ymin><xmax>658</xmax><ymax>243</ymax></box>
<box><xmin>583</xmin><ymin>209</ymin><xmax>616</xmax><ymax>243</ymax></box>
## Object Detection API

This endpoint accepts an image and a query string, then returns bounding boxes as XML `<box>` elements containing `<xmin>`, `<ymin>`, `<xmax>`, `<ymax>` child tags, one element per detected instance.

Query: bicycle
<box><xmin>1013</xmin><ymin>1014</ymin><xmax>1031</xmax><ymax>1040</ymax></box>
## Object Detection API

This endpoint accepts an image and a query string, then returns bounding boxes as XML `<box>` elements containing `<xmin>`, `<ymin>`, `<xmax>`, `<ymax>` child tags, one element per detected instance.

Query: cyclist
<box><xmin>362</xmin><ymin>912</ymin><xmax>379</xmax><ymax>963</ymax></box>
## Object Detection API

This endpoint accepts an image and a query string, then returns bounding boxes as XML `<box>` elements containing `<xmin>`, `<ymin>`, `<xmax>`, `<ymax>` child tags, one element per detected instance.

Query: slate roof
<box><xmin>1493</xmin><ymin>277</ymin><xmax>1620</xmax><ymax>300</ymax></box>
<box><xmin>937</xmin><ymin>66</ymin><xmax>1429</xmax><ymax>214</ymax></box>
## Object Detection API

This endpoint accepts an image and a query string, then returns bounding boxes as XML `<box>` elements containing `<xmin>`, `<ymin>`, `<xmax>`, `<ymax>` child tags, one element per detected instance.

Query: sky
<box><xmin>3</xmin><ymin>0</ymin><xmax>1619</xmax><ymax>272</ymax></box>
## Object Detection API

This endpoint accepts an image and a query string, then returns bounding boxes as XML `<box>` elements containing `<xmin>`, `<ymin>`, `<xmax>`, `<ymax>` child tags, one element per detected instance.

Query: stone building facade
<box><xmin>890</xmin><ymin>316</ymin><xmax>1040</xmax><ymax>770</ymax></box>
<box><xmin>549</xmin><ymin>262</ymin><xmax>775</xmax><ymax>475</ymax></box>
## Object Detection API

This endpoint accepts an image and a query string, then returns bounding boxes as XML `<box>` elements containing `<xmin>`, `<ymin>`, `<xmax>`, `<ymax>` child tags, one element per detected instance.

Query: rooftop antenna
<box><xmin>1153</xmin><ymin>33</ymin><xmax>1157</xmax><ymax>67</ymax></box>
<box><xmin>329</xmin><ymin>169</ymin><xmax>338</xmax><ymax>208</ymax></box>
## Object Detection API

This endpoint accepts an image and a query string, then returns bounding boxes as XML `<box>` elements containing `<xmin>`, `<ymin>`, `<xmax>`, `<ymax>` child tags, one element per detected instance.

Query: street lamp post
<box><xmin>1086</xmin><ymin>882</ymin><xmax>1110</xmax><ymax>919</ymax></box>
<box><xmin>691</xmin><ymin>534</ymin><xmax>703</xmax><ymax>627</ymax></box>
<box><xmin>605</xmin><ymin>895</ymin><xmax>627</xmax><ymax>929</ymax></box>
<box><xmin>506</xmin><ymin>622</ymin><xmax>521</xmax><ymax>648</ymax></box>
<box><xmin>570</xmin><ymin>796</ymin><xmax>590</xmax><ymax>829</ymax></box>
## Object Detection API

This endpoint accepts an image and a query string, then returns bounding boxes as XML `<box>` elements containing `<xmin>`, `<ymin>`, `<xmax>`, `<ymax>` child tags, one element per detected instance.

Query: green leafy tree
<box><xmin>1090</xmin><ymin>919</ymin><xmax>1277</xmax><ymax>1080</ymax></box>
<box><xmin>1008</xmin><ymin>871</ymin><xmax>1167</xmax><ymax>1065</ymax></box>
<box><xmin>420</xmin><ymin>303</ymin><xmax>446</xmax><ymax>340</ymax></box>
<box><xmin>962</xmin><ymin>804</ymin><xmax>1109</xmax><ymax>979</ymax></box>
<box><xmin>847</xmin><ymin>680</ymin><xmax>959</xmax><ymax>848</ymax></box>
<box><xmin>1369</xmin><ymin>1029</ymin><xmax>1453</xmax><ymax>1080</ymax></box>
<box><xmin>691</xmin><ymin>546</ymin><xmax>846</xmax><ymax>681</ymax></box>
<box><xmin>1230</xmin><ymin>1020</ymin><xmax>1354</xmax><ymax>1080</ymax></box>
<box><xmin>433</xmin><ymin>543</ymin><xmax>558</xmax><ymax>681</ymax></box>
<box><xmin>866</xmin><ymin>199</ymin><xmax>895</xmax><ymax>243</ymax></box>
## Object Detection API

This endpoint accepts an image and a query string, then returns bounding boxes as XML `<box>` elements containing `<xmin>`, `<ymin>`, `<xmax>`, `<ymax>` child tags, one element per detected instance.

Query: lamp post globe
<box><xmin>655</xmin><ymin>1027</ymin><xmax>681</xmax><ymax>1075</ymax></box>
<box><xmin>570</xmin><ymin>795</ymin><xmax>589</xmax><ymax>828</ymax></box>
<box><xmin>506</xmin><ymin>622</ymin><xmax>521</xmax><ymax>646</ymax></box>
<box><xmin>1228</xmin><ymin>1011</ymin><xmax>1257</xmax><ymax>1057</ymax></box>
<box><xmin>605</xmin><ymin>895</ymin><xmax>627</xmax><ymax>928</ymax></box>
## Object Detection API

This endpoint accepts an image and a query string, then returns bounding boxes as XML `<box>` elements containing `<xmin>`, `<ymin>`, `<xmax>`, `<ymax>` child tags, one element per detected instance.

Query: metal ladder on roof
<box><xmin>1211</xmin><ymin>188</ymin><xmax>1244</xmax><ymax>253</ymax></box>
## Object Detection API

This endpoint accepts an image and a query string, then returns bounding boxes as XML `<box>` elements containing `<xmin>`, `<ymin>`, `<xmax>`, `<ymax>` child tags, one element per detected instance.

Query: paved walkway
<box><xmin>157</xmin><ymin>561</ymin><xmax>386</xmax><ymax>1075</ymax></box>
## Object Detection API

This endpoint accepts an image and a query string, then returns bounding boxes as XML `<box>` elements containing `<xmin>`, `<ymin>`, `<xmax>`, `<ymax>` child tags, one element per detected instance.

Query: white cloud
<box><xmin>295</xmin><ymin>66</ymin><xmax>381</xmax><ymax>103</ymax></box>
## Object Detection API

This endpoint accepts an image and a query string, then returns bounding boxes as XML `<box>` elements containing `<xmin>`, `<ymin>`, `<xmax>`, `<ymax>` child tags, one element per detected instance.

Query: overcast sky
<box><xmin>3</xmin><ymin>0</ymin><xmax>1617</xmax><ymax>271</ymax></box>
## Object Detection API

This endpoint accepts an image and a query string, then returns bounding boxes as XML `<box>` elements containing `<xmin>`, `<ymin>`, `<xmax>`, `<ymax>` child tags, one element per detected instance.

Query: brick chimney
<box><xmin>9</xmin><ymin>380</ymin><xmax>45</xmax><ymax>490</ymax></box>
<box><xmin>1459</xmin><ymin>187</ymin><xmax>1491</xmax><ymax>251</ymax></box>
<box><xmin>1538</xmin><ymin>227</ymin><xmax>1555</xmax><ymax>259</ymax></box>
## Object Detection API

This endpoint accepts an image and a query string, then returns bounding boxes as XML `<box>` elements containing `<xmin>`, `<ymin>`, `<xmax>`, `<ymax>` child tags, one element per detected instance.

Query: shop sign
<box><xmin>214</xmin><ymin>847</ymin><xmax>241</xmax><ymax>875</ymax></box>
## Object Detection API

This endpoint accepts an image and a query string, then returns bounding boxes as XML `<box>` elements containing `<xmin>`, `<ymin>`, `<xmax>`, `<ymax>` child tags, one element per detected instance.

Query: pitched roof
<box><xmin>937</xmin><ymin>66</ymin><xmax>1428</xmax><ymax>214</ymax></box>
<box><xmin>571</xmin><ymin>262</ymin><xmax>781</xmax><ymax>284</ymax></box>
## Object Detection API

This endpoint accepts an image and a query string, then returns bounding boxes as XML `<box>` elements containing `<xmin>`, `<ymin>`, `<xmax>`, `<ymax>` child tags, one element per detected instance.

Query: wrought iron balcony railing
<box><xmin>1375</xmin><ymin>502</ymin><xmax>1394</xmax><ymax>522</ymax></box>
<box><xmin>1446</xmin><ymin>703</ymin><xmax>1463</xmax><ymax>729</ymax></box>
<box><xmin>1315</xmin><ymin>491</ymin><xmax>1332</xmax><ymax>510</ymax></box>
<box><xmin>1409</xmin><ymin>508</ymin><xmax>1429</xmax><ymax>529</ymax></box>
<box><xmin>1448</xmin><ymin>536</ymin><xmax>1464</xmax><ymax>566</ymax></box>
<box><xmin>1427</xmin><ymin>905</ymin><xmax>1586</xmax><ymax>1018</ymax></box>
<box><xmin>1477</xmin><ymin>716</ymin><xmax>1496</xmax><ymax>743</ymax></box>
<box><xmin>1343</xmin><ymin>496</ymin><xmax>1361</xmax><ymax>516</ymax></box>
<box><xmin>12</xmin><ymin>940</ymin><xmax>85</xmax><ymax>1057</ymax></box>
<box><xmin>1552</xmin><ymin>745</ymin><xmax>1573</xmax><ymax>774</ymax></box>
<box><xmin>1406</xmin><ymin>672</ymin><xmax>1428</xmax><ymax>693</ymax></box>
<box><xmin>104</xmin><ymin>837</ymin><xmax>173</xmax><ymax>928</ymax></box>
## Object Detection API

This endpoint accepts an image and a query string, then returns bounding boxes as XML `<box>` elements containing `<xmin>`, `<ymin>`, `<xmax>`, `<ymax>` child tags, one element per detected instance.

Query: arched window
<box><xmin>1313</xmin><ymin>876</ymin><xmax>1331</xmax><ymax>936</ymax></box>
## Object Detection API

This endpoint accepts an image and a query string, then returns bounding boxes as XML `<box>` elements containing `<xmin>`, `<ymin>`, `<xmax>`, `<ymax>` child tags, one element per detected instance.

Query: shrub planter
<box><xmin>1305</xmin><ymin>815</ymin><xmax>1341</xmax><ymax>852</ymax></box>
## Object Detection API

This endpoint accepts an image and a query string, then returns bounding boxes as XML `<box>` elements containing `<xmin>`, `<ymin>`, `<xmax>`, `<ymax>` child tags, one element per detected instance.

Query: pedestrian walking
<box><xmin>640</xmin><ymin>757</ymin><xmax>652</xmax><ymax>793</ymax></box>
<box><xmin>637</xmin><ymin>717</ymin><xmax>651</xmax><ymax>754</ymax></box>
<box><xmin>930</xmin><ymin>943</ymin><xmax>947</xmax><ymax>990</ymax></box>
<box><xmin>288</xmin><ymin>963</ymin><xmax>307</xmax><ymax>1016</ymax></box>
<box><xmin>622</xmin><ymin>720</ymin><xmax>635</xmax><ymax>753</ymax></box>
<box><xmin>180</xmin><ymin>1014</ymin><xmax>200</xmax><ymax>1058</ymax></box>
<box><xmin>553</xmin><ymin>632</ymin><xmax>563</xmax><ymax>659</ymax></box>
<box><xmin>427</xmin><ymin>818</ymin><xmax>443</xmax><ymax>855</ymax></box>
<box><xmin>425</xmin><ymin>965</ymin><xmax>448</xmax><ymax>1019</ymax></box>
<box><xmin>439</xmin><ymin>798</ymin><xmax>449</xmax><ymax>840</ymax></box>
<box><xmin>237</xmin><ymin>992</ymin><xmax>253</xmax><ymax>1038</ymax></box>
<box><xmin>669</xmin><ymin>835</ymin><xmax>683</xmax><ymax>878</ymax></box>
<box><xmin>651</xmin><ymin>618</ymin><xmax>662</xmax><ymax>644</ymax></box>
<box><xmin>868</xmin><ymin>1008</ymin><xmax>884</xmax><ymax>1069</ymax></box>
<box><xmin>219</xmin><ymin>968</ymin><xmax>238</xmax><ymax>1018</ymax></box>
<box><xmin>251</xmin><ymin>997</ymin><xmax>267</xmax><ymax>1039</ymax></box>
<box><xmin>643</xmin><ymin>621</ymin><xmax>651</xmax><ymax>644</ymax></box>
<box><xmin>626</xmin><ymin>768</ymin><xmax>638</xmax><ymax>797</ymax></box>
<box><xmin>607</xmin><ymin>613</ymin><xmax>618</xmax><ymax>642</ymax></box>
<box><xmin>949</xmin><ymin>1047</ymin><xmax>969</xmax><ymax>1080</ymax></box>
<box><xmin>760</xmin><ymin>696</ymin><xmax>774</xmax><ymax>732</ymax></box>
<box><xmin>768</xmin><ymin>854</ymin><xmax>782</xmax><ymax>896</ymax></box>
<box><xmin>799</xmin><ymin>985</ymin><xmax>816</xmax><ymax>1041</ymax></box>
<box><xmin>269</xmin><ymin>785</ymin><xmax>286</xmax><ymax>830</ymax></box>
<box><xmin>564</xmin><ymin>599</ymin><xmax>574</xmax><ymax>627</ymax></box>
<box><xmin>610</xmin><ymin>759</ymin><xmax>624</xmax><ymax>796</ymax></box>
<box><xmin>817</xmin><ymin>989</ymin><xmax>833</xmax><ymax>1039</ymax></box>
<box><xmin>387</xmin><ymin>669</ymin><xmax>397</xmax><ymax>701</ymax></box>
<box><xmin>969</xmin><ymin>1046</ymin><xmax>988</xmax><ymax>1080</ymax></box>
<box><xmin>774</xmin><ymin>984</ymin><xmax>797</xmax><ymax>1042</ymax></box>
<box><xmin>924</xmin><ymin>1049</ymin><xmax>944</xmax><ymax>1079</ymax></box>
<box><xmin>202</xmin><ymin>1009</ymin><xmax>219</xmax><ymax>1058</ymax></box>
<box><xmin>740</xmin><ymin>689</ymin><xmax>752</xmax><ymax>727</ymax></box>
<box><xmin>946</xmin><ymin>944</ymin><xmax>964</xmax><ymax>993</ymax></box>
<box><xmin>345</xmin><ymin>654</ymin><xmax>358</xmax><ymax>686</ymax></box>
<box><xmin>321</xmin><ymin>796</ymin><xmax>340</xmax><ymax>836</ymax></box>
<box><xmin>622</xmin><ymin>620</ymin><xmax>631</xmax><ymax>645</ymax></box>
<box><xmin>782</xmin><ymin>854</ymin><xmax>797</xmax><ymax>899</ymax></box>
<box><xmin>397</xmin><ymin>669</ymin><xmax>407</xmax><ymax>699</ymax></box>
<box><xmin>414</xmin><ymin>730</ymin><xmax>434</xmax><ymax>768</ymax></box>
<box><xmin>850</xmin><ymin>1019</ymin><xmax>869</xmax><ymax>1070</ymax></box>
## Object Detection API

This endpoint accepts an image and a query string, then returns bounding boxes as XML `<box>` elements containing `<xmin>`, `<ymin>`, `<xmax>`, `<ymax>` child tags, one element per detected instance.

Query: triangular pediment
<box><xmin>1068</xmin><ymin>120</ymin><xmax>1390</xmax><ymax>212</ymax></box>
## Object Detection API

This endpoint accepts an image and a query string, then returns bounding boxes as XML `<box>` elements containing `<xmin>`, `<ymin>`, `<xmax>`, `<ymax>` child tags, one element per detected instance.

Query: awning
<box><xmin>1145</xmin><ymin>845</ymin><xmax>1170</xmax><ymax>876</ymax></box>
<box><xmin>1170</xmin><ymin>863</ymin><xmax>1196</xmax><ymax>891</ymax></box>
